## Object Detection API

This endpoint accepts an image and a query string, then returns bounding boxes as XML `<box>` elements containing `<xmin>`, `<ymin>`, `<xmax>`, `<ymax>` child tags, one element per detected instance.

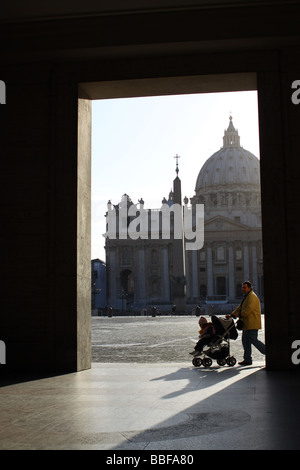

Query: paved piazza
<box><xmin>92</xmin><ymin>314</ymin><xmax>266</xmax><ymax>365</ymax></box>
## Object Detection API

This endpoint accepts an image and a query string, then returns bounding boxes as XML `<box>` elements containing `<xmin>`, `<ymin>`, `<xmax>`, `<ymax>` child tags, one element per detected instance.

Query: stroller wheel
<box><xmin>192</xmin><ymin>357</ymin><xmax>202</xmax><ymax>367</ymax></box>
<box><xmin>226</xmin><ymin>356</ymin><xmax>236</xmax><ymax>367</ymax></box>
<box><xmin>202</xmin><ymin>357</ymin><xmax>212</xmax><ymax>367</ymax></box>
<box><xmin>217</xmin><ymin>358</ymin><xmax>226</xmax><ymax>366</ymax></box>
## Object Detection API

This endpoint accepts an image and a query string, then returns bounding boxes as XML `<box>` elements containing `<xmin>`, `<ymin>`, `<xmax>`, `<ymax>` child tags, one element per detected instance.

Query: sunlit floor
<box><xmin>1</xmin><ymin>360</ymin><xmax>299</xmax><ymax>450</ymax></box>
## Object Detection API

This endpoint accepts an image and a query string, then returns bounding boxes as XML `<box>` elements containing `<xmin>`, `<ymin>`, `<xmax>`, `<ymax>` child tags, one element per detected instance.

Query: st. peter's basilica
<box><xmin>105</xmin><ymin>117</ymin><xmax>263</xmax><ymax>312</ymax></box>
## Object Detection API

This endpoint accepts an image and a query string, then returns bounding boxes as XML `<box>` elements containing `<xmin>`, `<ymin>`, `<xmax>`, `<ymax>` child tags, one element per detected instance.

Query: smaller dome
<box><xmin>195</xmin><ymin>118</ymin><xmax>260</xmax><ymax>193</ymax></box>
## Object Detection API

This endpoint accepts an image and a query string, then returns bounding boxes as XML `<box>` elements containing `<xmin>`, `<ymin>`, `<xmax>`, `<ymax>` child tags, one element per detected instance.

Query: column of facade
<box><xmin>206</xmin><ymin>243</ymin><xmax>213</xmax><ymax>297</ymax></box>
<box><xmin>185</xmin><ymin>250</ymin><xmax>190</xmax><ymax>300</ymax></box>
<box><xmin>138</xmin><ymin>247</ymin><xmax>146</xmax><ymax>304</ymax></box>
<box><xmin>162</xmin><ymin>245</ymin><xmax>170</xmax><ymax>302</ymax></box>
<box><xmin>192</xmin><ymin>249</ymin><xmax>199</xmax><ymax>299</ymax></box>
<box><xmin>251</xmin><ymin>242</ymin><xmax>258</xmax><ymax>291</ymax></box>
<box><xmin>228</xmin><ymin>243</ymin><xmax>235</xmax><ymax>300</ymax></box>
<box><xmin>108</xmin><ymin>248</ymin><xmax>117</xmax><ymax>307</ymax></box>
<box><xmin>243</xmin><ymin>241</ymin><xmax>250</xmax><ymax>281</ymax></box>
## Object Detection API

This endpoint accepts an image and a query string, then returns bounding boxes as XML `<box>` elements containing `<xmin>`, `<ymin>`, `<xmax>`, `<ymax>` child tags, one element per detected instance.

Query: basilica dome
<box><xmin>195</xmin><ymin>117</ymin><xmax>260</xmax><ymax>194</ymax></box>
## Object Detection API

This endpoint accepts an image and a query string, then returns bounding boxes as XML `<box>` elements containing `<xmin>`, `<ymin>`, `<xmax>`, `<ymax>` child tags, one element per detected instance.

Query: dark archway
<box><xmin>3</xmin><ymin>2</ymin><xmax>300</xmax><ymax>374</ymax></box>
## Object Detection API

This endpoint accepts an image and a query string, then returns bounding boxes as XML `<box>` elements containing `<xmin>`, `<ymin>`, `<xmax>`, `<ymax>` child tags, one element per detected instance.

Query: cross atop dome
<box><xmin>223</xmin><ymin>116</ymin><xmax>241</xmax><ymax>148</ymax></box>
<box><xmin>174</xmin><ymin>154</ymin><xmax>180</xmax><ymax>175</ymax></box>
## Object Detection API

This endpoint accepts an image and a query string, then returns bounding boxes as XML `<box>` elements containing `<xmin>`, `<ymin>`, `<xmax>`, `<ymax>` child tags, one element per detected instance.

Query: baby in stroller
<box><xmin>189</xmin><ymin>316</ymin><xmax>216</xmax><ymax>357</ymax></box>
<box><xmin>190</xmin><ymin>315</ymin><xmax>238</xmax><ymax>367</ymax></box>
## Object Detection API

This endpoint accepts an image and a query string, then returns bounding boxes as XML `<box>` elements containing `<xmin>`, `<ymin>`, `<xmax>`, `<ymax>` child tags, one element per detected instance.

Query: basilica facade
<box><xmin>105</xmin><ymin>118</ymin><xmax>263</xmax><ymax>311</ymax></box>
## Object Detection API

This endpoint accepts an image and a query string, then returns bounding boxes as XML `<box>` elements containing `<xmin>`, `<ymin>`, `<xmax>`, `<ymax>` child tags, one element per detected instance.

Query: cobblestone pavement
<box><xmin>92</xmin><ymin>315</ymin><xmax>266</xmax><ymax>365</ymax></box>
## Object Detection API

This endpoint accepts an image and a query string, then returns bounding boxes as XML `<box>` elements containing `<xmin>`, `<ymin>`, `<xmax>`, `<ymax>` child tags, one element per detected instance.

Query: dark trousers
<box><xmin>195</xmin><ymin>336</ymin><xmax>215</xmax><ymax>352</ymax></box>
<box><xmin>242</xmin><ymin>330</ymin><xmax>265</xmax><ymax>362</ymax></box>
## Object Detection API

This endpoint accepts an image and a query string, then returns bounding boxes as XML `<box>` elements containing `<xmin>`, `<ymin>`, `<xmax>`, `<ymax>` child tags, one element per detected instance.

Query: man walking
<box><xmin>231</xmin><ymin>281</ymin><xmax>265</xmax><ymax>365</ymax></box>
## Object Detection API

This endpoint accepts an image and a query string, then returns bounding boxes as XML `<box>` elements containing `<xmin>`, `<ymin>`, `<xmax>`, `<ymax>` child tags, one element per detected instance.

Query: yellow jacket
<box><xmin>232</xmin><ymin>290</ymin><xmax>262</xmax><ymax>330</ymax></box>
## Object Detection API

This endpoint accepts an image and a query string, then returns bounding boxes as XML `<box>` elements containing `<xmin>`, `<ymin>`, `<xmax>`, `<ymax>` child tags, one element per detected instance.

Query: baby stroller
<box><xmin>192</xmin><ymin>315</ymin><xmax>238</xmax><ymax>368</ymax></box>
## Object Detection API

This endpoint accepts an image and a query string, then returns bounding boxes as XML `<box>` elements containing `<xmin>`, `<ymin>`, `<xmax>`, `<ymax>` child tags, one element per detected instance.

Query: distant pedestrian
<box><xmin>231</xmin><ymin>281</ymin><xmax>265</xmax><ymax>365</ymax></box>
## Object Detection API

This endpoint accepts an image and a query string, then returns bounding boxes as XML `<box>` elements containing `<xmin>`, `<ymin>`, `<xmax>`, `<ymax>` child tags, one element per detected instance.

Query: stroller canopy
<box><xmin>211</xmin><ymin>315</ymin><xmax>238</xmax><ymax>340</ymax></box>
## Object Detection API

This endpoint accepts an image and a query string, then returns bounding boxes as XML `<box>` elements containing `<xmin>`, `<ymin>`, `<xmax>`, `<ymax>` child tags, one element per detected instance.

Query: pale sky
<box><xmin>91</xmin><ymin>90</ymin><xmax>260</xmax><ymax>261</ymax></box>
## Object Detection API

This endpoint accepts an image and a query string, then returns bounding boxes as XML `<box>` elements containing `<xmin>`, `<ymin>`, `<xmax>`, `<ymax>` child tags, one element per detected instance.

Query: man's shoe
<box><xmin>238</xmin><ymin>360</ymin><xmax>252</xmax><ymax>366</ymax></box>
<box><xmin>189</xmin><ymin>351</ymin><xmax>197</xmax><ymax>355</ymax></box>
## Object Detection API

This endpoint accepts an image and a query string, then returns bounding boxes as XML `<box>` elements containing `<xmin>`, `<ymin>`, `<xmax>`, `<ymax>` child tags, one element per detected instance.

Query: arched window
<box><xmin>120</xmin><ymin>269</ymin><xmax>134</xmax><ymax>295</ymax></box>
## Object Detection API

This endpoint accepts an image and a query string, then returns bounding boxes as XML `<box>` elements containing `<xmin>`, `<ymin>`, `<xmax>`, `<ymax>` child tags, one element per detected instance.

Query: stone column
<box><xmin>109</xmin><ymin>248</ymin><xmax>117</xmax><ymax>307</ymax></box>
<box><xmin>162</xmin><ymin>245</ymin><xmax>170</xmax><ymax>302</ymax></box>
<box><xmin>206</xmin><ymin>243</ymin><xmax>213</xmax><ymax>297</ymax></box>
<box><xmin>192</xmin><ymin>249</ymin><xmax>199</xmax><ymax>299</ymax></box>
<box><xmin>228</xmin><ymin>243</ymin><xmax>235</xmax><ymax>300</ymax></box>
<box><xmin>185</xmin><ymin>250</ymin><xmax>190</xmax><ymax>300</ymax></box>
<box><xmin>251</xmin><ymin>242</ymin><xmax>258</xmax><ymax>291</ymax></box>
<box><xmin>138</xmin><ymin>247</ymin><xmax>146</xmax><ymax>304</ymax></box>
<box><xmin>243</xmin><ymin>241</ymin><xmax>250</xmax><ymax>281</ymax></box>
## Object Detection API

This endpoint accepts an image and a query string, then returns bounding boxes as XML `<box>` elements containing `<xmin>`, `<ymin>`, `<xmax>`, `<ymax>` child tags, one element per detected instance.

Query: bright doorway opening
<box><xmin>85</xmin><ymin>75</ymin><xmax>264</xmax><ymax>364</ymax></box>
